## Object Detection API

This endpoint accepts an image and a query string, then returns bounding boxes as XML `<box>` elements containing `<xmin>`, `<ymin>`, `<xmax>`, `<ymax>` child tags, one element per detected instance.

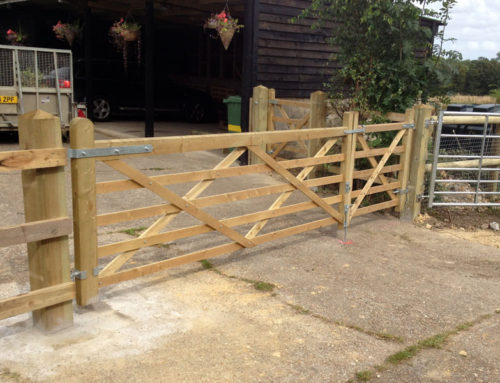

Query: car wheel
<box><xmin>92</xmin><ymin>96</ymin><xmax>112</xmax><ymax>121</ymax></box>
<box><xmin>184</xmin><ymin>101</ymin><xmax>208</xmax><ymax>123</ymax></box>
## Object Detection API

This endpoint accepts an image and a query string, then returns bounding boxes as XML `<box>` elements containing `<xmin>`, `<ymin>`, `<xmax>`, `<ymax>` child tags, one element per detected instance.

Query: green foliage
<box><xmin>489</xmin><ymin>88</ymin><xmax>500</xmax><ymax>103</ymax></box>
<box><xmin>299</xmin><ymin>0</ymin><xmax>457</xmax><ymax>116</ymax></box>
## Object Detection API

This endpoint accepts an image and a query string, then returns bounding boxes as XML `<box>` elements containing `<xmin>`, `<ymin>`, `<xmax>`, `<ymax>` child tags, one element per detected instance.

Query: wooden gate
<box><xmin>70</xmin><ymin>110</ymin><xmax>415</xmax><ymax>306</ymax></box>
<box><xmin>1</xmin><ymin>104</ymin><xmax>423</xmax><ymax>325</ymax></box>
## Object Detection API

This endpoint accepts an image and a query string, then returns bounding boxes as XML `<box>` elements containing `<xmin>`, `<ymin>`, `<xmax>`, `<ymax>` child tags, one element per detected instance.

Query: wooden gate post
<box><xmin>308</xmin><ymin>91</ymin><xmax>327</xmax><ymax>178</ymax></box>
<box><xmin>396</xmin><ymin>106</ymin><xmax>416</xmax><ymax>213</ymax></box>
<box><xmin>338</xmin><ymin>111</ymin><xmax>358</xmax><ymax>229</ymax></box>
<box><xmin>70</xmin><ymin>118</ymin><xmax>99</xmax><ymax>306</ymax></box>
<box><xmin>18</xmin><ymin>110</ymin><xmax>73</xmax><ymax>331</ymax></box>
<box><xmin>401</xmin><ymin>105</ymin><xmax>433</xmax><ymax>221</ymax></box>
<box><xmin>249</xmin><ymin>85</ymin><xmax>269</xmax><ymax>165</ymax></box>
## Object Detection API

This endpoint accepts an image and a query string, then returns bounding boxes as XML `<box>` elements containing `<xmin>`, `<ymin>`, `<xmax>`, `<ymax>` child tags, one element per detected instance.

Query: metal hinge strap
<box><xmin>68</xmin><ymin>145</ymin><xmax>153</xmax><ymax>159</ymax></box>
<box><xmin>402</xmin><ymin>123</ymin><xmax>415</xmax><ymax>129</ymax></box>
<box><xmin>344</xmin><ymin>125</ymin><xmax>366</xmax><ymax>135</ymax></box>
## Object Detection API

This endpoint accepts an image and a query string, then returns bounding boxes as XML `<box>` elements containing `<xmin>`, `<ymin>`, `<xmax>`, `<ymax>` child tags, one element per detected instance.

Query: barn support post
<box><xmin>338</xmin><ymin>111</ymin><xmax>358</xmax><ymax>230</ymax></box>
<box><xmin>396</xmin><ymin>106</ymin><xmax>416</xmax><ymax>213</ymax></box>
<box><xmin>249</xmin><ymin>85</ymin><xmax>269</xmax><ymax>165</ymax></box>
<box><xmin>308</xmin><ymin>90</ymin><xmax>327</xmax><ymax>178</ymax></box>
<box><xmin>401</xmin><ymin>105</ymin><xmax>433</xmax><ymax>221</ymax></box>
<box><xmin>84</xmin><ymin>4</ymin><xmax>93</xmax><ymax>116</ymax></box>
<box><xmin>18</xmin><ymin>110</ymin><xmax>73</xmax><ymax>332</ymax></box>
<box><xmin>144</xmin><ymin>0</ymin><xmax>155</xmax><ymax>137</ymax></box>
<box><xmin>70</xmin><ymin>118</ymin><xmax>99</xmax><ymax>306</ymax></box>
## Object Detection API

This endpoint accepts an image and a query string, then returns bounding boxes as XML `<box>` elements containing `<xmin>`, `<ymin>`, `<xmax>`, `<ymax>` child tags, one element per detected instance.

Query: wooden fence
<box><xmin>0</xmin><ymin>90</ymin><xmax>433</xmax><ymax>330</ymax></box>
<box><xmin>0</xmin><ymin>110</ymin><xmax>74</xmax><ymax>332</ymax></box>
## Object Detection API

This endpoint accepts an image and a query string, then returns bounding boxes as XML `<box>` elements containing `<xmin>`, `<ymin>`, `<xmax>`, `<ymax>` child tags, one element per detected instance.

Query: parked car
<box><xmin>73</xmin><ymin>59</ymin><xmax>215</xmax><ymax>122</ymax></box>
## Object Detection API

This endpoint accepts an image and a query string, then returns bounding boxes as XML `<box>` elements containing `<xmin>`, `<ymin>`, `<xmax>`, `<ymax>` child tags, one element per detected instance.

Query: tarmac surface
<box><xmin>0</xmin><ymin>121</ymin><xmax>498</xmax><ymax>383</ymax></box>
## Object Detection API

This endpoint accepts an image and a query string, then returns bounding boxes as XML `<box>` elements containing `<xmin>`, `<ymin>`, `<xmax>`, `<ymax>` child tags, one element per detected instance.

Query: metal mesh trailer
<box><xmin>0</xmin><ymin>44</ymin><xmax>73</xmax><ymax>133</ymax></box>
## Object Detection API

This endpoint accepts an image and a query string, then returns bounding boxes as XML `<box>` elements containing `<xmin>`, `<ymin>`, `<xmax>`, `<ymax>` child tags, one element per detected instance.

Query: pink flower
<box><xmin>120</xmin><ymin>18</ymin><xmax>124</xmax><ymax>23</ymax></box>
<box><xmin>6</xmin><ymin>29</ymin><xmax>15</xmax><ymax>35</ymax></box>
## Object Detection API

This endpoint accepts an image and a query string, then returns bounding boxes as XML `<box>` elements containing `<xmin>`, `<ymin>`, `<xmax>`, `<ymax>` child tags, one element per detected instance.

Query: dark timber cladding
<box><xmin>257</xmin><ymin>0</ymin><xmax>337</xmax><ymax>98</ymax></box>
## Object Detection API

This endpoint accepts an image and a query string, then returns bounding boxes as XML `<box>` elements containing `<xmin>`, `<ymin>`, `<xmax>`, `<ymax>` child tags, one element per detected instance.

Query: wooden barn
<box><xmin>0</xmin><ymin>0</ymin><xmax>440</xmax><ymax>135</ymax></box>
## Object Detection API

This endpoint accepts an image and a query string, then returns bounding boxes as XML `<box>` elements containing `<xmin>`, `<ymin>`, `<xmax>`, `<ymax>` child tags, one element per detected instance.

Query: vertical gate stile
<box><xmin>338</xmin><ymin>111</ymin><xmax>358</xmax><ymax>230</ymax></box>
<box><xmin>267</xmin><ymin>88</ymin><xmax>276</xmax><ymax>154</ymax></box>
<box><xmin>308</xmin><ymin>91</ymin><xmax>327</xmax><ymax>179</ymax></box>
<box><xmin>249</xmin><ymin>85</ymin><xmax>269</xmax><ymax>165</ymax></box>
<box><xmin>397</xmin><ymin>107</ymin><xmax>416</xmax><ymax>213</ymax></box>
<box><xmin>402</xmin><ymin>105</ymin><xmax>434</xmax><ymax>220</ymax></box>
<box><xmin>70</xmin><ymin>118</ymin><xmax>99</xmax><ymax>306</ymax></box>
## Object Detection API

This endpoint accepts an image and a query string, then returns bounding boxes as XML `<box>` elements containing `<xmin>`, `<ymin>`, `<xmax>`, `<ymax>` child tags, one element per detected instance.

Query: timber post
<box><xmin>396</xmin><ymin>107</ymin><xmax>416</xmax><ymax>213</ymax></box>
<box><xmin>18</xmin><ymin>110</ymin><xmax>73</xmax><ymax>332</ymax></box>
<box><xmin>308</xmin><ymin>90</ymin><xmax>327</xmax><ymax>178</ymax></box>
<box><xmin>70</xmin><ymin>118</ymin><xmax>99</xmax><ymax>306</ymax></box>
<box><xmin>337</xmin><ymin>111</ymin><xmax>358</xmax><ymax>229</ymax></box>
<box><xmin>401</xmin><ymin>105</ymin><xmax>433</xmax><ymax>221</ymax></box>
<box><xmin>266</xmin><ymin>88</ymin><xmax>276</xmax><ymax>153</ymax></box>
<box><xmin>249</xmin><ymin>85</ymin><xmax>269</xmax><ymax>165</ymax></box>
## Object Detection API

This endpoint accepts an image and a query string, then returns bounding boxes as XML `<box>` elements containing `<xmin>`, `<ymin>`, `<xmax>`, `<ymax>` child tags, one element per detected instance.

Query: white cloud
<box><xmin>441</xmin><ymin>0</ymin><xmax>500</xmax><ymax>59</ymax></box>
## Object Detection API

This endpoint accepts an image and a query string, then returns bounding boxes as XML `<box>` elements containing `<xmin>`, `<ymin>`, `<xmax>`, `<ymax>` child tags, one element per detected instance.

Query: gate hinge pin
<box><xmin>71</xmin><ymin>269</ymin><xmax>87</xmax><ymax>281</ymax></box>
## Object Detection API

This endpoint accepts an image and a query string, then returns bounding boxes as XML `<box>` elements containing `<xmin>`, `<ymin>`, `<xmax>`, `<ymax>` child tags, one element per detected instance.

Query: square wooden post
<box><xmin>396</xmin><ymin>107</ymin><xmax>415</xmax><ymax>213</ymax></box>
<box><xmin>249</xmin><ymin>85</ymin><xmax>269</xmax><ymax>165</ymax></box>
<box><xmin>401</xmin><ymin>105</ymin><xmax>434</xmax><ymax>221</ymax></box>
<box><xmin>308</xmin><ymin>91</ymin><xmax>327</xmax><ymax>178</ymax></box>
<box><xmin>337</xmin><ymin>111</ymin><xmax>358</xmax><ymax>229</ymax></box>
<box><xmin>70</xmin><ymin>118</ymin><xmax>99</xmax><ymax>306</ymax></box>
<box><xmin>18</xmin><ymin>110</ymin><xmax>73</xmax><ymax>332</ymax></box>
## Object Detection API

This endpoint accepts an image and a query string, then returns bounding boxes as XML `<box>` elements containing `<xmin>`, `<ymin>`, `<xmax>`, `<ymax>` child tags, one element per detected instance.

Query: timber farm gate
<box><xmin>0</xmin><ymin>93</ymin><xmax>431</xmax><ymax>331</ymax></box>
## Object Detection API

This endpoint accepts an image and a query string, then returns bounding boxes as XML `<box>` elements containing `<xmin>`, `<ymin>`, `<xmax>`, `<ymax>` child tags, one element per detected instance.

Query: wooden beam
<box><xmin>0</xmin><ymin>283</ymin><xmax>75</xmax><ymax>321</ymax></box>
<box><xmin>18</xmin><ymin>110</ymin><xmax>73</xmax><ymax>331</ymax></box>
<box><xmin>0</xmin><ymin>148</ymin><xmax>66</xmax><ymax>172</ymax></box>
<box><xmin>92</xmin><ymin>126</ymin><xmax>347</xmax><ymax>156</ymax></box>
<box><xmin>70</xmin><ymin>118</ymin><xmax>99</xmax><ymax>307</ymax></box>
<box><xmin>0</xmin><ymin>218</ymin><xmax>72</xmax><ymax>248</ymax></box>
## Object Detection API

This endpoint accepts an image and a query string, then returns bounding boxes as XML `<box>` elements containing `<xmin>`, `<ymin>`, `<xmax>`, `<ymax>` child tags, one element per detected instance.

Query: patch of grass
<box><xmin>119</xmin><ymin>226</ymin><xmax>147</xmax><ymax>237</ymax></box>
<box><xmin>418</xmin><ymin>334</ymin><xmax>447</xmax><ymax>349</ymax></box>
<box><xmin>355</xmin><ymin>370</ymin><xmax>374</xmax><ymax>381</ymax></box>
<box><xmin>253</xmin><ymin>281</ymin><xmax>275</xmax><ymax>292</ymax></box>
<box><xmin>386</xmin><ymin>345</ymin><xmax>418</xmax><ymax>364</ymax></box>
<box><xmin>199</xmin><ymin>259</ymin><xmax>213</xmax><ymax>270</ymax></box>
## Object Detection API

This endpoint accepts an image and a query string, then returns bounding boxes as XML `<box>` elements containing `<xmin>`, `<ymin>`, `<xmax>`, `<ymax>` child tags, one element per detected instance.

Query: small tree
<box><xmin>298</xmin><ymin>0</ymin><xmax>457</xmax><ymax>118</ymax></box>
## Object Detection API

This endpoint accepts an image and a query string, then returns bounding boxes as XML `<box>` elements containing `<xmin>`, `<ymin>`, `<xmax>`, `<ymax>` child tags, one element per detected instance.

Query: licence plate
<box><xmin>0</xmin><ymin>96</ymin><xmax>17</xmax><ymax>104</ymax></box>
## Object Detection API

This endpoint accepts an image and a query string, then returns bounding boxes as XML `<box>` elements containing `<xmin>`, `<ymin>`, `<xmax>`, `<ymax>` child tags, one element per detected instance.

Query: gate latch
<box><xmin>393</xmin><ymin>189</ymin><xmax>408</xmax><ymax>195</ymax></box>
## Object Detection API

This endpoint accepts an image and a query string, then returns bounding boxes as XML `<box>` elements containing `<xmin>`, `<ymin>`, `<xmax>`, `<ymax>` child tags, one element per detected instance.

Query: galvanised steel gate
<box><xmin>428</xmin><ymin>111</ymin><xmax>500</xmax><ymax>207</ymax></box>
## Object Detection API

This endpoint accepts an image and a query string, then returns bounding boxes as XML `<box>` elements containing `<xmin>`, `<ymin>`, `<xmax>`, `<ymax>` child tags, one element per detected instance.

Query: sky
<box><xmin>436</xmin><ymin>0</ymin><xmax>500</xmax><ymax>60</ymax></box>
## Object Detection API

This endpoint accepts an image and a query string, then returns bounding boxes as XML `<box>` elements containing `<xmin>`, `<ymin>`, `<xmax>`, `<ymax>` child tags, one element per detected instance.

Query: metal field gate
<box><xmin>0</xmin><ymin>44</ymin><xmax>74</xmax><ymax>132</ymax></box>
<box><xmin>428</xmin><ymin>111</ymin><xmax>500</xmax><ymax>207</ymax></box>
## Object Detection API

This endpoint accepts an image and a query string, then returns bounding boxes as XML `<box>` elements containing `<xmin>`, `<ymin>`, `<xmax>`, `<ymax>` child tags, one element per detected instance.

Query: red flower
<box><xmin>120</xmin><ymin>18</ymin><xmax>124</xmax><ymax>23</ymax></box>
<box><xmin>217</xmin><ymin>11</ymin><xmax>226</xmax><ymax>19</ymax></box>
<box><xmin>6</xmin><ymin>29</ymin><xmax>15</xmax><ymax>35</ymax></box>
<box><xmin>224</xmin><ymin>18</ymin><xmax>228</xmax><ymax>22</ymax></box>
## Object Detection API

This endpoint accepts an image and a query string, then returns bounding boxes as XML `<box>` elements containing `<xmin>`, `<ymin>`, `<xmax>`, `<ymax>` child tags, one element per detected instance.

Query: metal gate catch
<box><xmin>393</xmin><ymin>189</ymin><xmax>408</xmax><ymax>195</ymax></box>
<box><xmin>68</xmin><ymin>144</ymin><xmax>153</xmax><ymax>159</ymax></box>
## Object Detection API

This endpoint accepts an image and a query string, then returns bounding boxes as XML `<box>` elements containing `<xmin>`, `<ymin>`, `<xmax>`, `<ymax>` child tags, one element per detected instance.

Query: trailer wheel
<box><xmin>92</xmin><ymin>96</ymin><xmax>112</xmax><ymax>121</ymax></box>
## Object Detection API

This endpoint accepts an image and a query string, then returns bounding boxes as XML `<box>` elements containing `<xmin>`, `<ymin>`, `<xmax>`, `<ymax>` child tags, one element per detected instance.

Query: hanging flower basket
<box><xmin>5</xmin><ymin>29</ymin><xmax>27</xmax><ymax>46</ymax></box>
<box><xmin>53</xmin><ymin>21</ymin><xmax>81</xmax><ymax>46</ymax></box>
<box><xmin>109</xmin><ymin>18</ymin><xmax>142</xmax><ymax>71</ymax></box>
<box><xmin>204</xmin><ymin>9</ymin><xmax>243</xmax><ymax>50</ymax></box>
